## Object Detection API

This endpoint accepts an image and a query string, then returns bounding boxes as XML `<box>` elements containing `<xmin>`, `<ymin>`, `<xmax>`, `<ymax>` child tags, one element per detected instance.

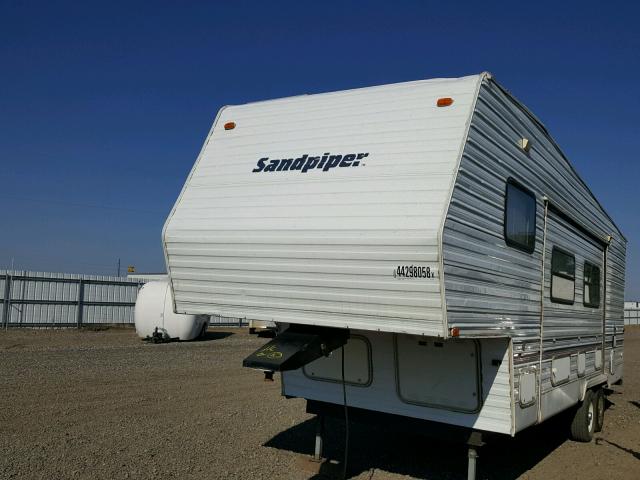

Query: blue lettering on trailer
<box><xmin>252</xmin><ymin>152</ymin><xmax>368</xmax><ymax>173</ymax></box>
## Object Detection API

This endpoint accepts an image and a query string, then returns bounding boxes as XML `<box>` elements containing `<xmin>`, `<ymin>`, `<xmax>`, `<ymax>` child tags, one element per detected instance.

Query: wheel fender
<box><xmin>585</xmin><ymin>374</ymin><xmax>608</xmax><ymax>397</ymax></box>
<box><xmin>579</xmin><ymin>379</ymin><xmax>588</xmax><ymax>401</ymax></box>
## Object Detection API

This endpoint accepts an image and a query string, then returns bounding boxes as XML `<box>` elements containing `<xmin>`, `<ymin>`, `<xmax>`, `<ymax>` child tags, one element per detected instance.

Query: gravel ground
<box><xmin>0</xmin><ymin>326</ymin><xmax>638</xmax><ymax>480</ymax></box>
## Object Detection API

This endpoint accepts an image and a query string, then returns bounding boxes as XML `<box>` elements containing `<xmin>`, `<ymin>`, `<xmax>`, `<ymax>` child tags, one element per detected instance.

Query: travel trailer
<box><xmin>162</xmin><ymin>73</ymin><xmax>625</xmax><ymax>478</ymax></box>
<box><xmin>134</xmin><ymin>280</ymin><xmax>209</xmax><ymax>341</ymax></box>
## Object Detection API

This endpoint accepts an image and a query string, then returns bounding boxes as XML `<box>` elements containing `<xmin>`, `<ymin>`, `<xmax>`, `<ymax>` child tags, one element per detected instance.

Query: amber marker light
<box><xmin>224</xmin><ymin>122</ymin><xmax>236</xmax><ymax>130</ymax></box>
<box><xmin>450</xmin><ymin>327</ymin><xmax>460</xmax><ymax>337</ymax></box>
<box><xmin>437</xmin><ymin>97</ymin><xmax>454</xmax><ymax>107</ymax></box>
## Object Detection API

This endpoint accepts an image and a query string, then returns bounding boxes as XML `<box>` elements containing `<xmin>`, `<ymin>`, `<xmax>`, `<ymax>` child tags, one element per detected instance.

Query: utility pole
<box><xmin>117</xmin><ymin>258</ymin><xmax>121</xmax><ymax>277</ymax></box>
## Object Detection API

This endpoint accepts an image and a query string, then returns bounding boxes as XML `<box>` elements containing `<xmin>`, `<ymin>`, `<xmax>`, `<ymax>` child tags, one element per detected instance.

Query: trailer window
<box><xmin>583</xmin><ymin>262</ymin><xmax>601</xmax><ymax>308</ymax></box>
<box><xmin>504</xmin><ymin>179</ymin><xmax>536</xmax><ymax>253</ymax></box>
<box><xmin>551</xmin><ymin>248</ymin><xmax>575</xmax><ymax>304</ymax></box>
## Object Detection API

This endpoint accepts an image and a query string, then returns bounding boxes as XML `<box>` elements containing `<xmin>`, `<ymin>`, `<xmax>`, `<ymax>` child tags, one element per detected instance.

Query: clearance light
<box><xmin>450</xmin><ymin>327</ymin><xmax>460</xmax><ymax>337</ymax></box>
<box><xmin>437</xmin><ymin>97</ymin><xmax>454</xmax><ymax>107</ymax></box>
<box><xmin>224</xmin><ymin>122</ymin><xmax>236</xmax><ymax>130</ymax></box>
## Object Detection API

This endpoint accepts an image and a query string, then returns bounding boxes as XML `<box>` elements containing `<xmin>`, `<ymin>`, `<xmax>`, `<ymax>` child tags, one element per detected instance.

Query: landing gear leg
<box><xmin>313</xmin><ymin>415</ymin><xmax>324</xmax><ymax>462</ymax></box>
<box><xmin>467</xmin><ymin>431</ymin><xmax>484</xmax><ymax>480</ymax></box>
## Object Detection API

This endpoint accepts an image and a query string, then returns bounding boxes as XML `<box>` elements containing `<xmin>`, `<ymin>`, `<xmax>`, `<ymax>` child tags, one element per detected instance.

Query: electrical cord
<box><xmin>341</xmin><ymin>344</ymin><xmax>349</xmax><ymax>479</ymax></box>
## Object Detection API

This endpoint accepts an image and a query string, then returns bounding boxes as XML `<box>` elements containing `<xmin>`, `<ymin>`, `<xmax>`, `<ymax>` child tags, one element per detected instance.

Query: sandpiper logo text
<box><xmin>252</xmin><ymin>152</ymin><xmax>368</xmax><ymax>173</ymax></box>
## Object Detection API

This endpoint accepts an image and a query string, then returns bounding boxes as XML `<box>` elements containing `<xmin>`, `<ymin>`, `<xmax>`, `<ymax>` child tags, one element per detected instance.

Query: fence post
<box><xmin>2</xmin><ymin>275</ymin><xmax>11</xmax><ymax>330</ymax></box>
<box><xmin>76</xmin><ymin>279</ymin><xmax>84</xmax><ymax>329</ymax></box>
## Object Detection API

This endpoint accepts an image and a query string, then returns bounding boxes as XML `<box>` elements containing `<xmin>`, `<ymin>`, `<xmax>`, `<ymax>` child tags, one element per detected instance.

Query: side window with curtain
<box><xmin>551</xmin><ymin>248</ymin><xmax>575</xmax><ymax>304</ymax></box>
<box><xmin>584</xmin><ymin>262</ymin><xmax>601</xmax><ymax>308</ymax></box>
<box><xmin>504</xmin><ymin>179</ymin><xmax>537</xmax><ymax>253</ymax></box>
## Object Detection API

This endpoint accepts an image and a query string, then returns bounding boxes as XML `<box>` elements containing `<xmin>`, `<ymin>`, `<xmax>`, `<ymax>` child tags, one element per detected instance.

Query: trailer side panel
<box><xmin>442</xmin><ymin>78</ymin><xmax>626</xmax><ymax>431</ymax></box>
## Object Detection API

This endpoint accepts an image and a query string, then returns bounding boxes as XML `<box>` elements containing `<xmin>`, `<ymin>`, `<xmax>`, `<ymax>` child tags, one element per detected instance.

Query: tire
<box><xmin>570</xmin><ymin>389</ymin><xmax>596</xmax><ymax>442</ymax></box>
<box><xmin>594</xmin><ymin>388</ymin><xmax>605</xmax><ymax>432</ymax></box>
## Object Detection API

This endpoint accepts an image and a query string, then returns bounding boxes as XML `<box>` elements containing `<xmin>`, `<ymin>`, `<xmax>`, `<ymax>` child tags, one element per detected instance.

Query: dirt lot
<box><xmin>1</xmin><ymin>326</ymin><xmax>638</xmax><ymax>480</ymax></box>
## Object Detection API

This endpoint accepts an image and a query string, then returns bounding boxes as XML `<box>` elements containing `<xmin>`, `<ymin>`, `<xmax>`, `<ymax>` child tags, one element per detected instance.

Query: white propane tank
<box><xmin>134</xmin><ymin>280</ymin><xmax>209</xmax><ymax>341</ymax></box>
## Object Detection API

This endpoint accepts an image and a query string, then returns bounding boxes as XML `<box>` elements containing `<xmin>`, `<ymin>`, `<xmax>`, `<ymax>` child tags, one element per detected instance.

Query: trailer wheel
<box><xmin>594</xmin><ymin>388</ymin><xmax>605</xmax><ymax>432</ymax></box>
<box><xmin>570</xmin><ymin>389</ymin><xmax>595</xmax><ymax>442</ymax></box>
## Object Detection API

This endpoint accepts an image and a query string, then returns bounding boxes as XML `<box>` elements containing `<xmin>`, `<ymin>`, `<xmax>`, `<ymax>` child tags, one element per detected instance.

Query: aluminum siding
<box><xmin>163</xmin><ymin>75</ymin><xmax>482</xmax><ymax>336</ymax></box>
<box><xmin>443</xmin><ymin>78</ymin><xmax>626</xmax><ymax>429</ymax></box>
<box><xmin>442</xmin><ymin>78</ymin><xmax>626</xmax><ymax>348</ymax></box>
<box><xmin>542</xmin><ymin>211</ymin><xmax>603</xmax><ymax>345</ymax></box>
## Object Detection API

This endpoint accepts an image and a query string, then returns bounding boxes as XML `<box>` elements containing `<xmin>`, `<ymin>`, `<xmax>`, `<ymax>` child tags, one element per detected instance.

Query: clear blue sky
<box><xmin>1</xmin><ymin>1</ymin><xmax>639</xmax><ymax>298</ymax></box>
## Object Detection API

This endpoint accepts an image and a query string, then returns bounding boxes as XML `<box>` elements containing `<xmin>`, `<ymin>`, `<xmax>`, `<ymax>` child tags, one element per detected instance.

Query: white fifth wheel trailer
<box><xmin>162</xmin><ymin>73</ymin><xmax>626</xmax><ymax>478</ymax></box>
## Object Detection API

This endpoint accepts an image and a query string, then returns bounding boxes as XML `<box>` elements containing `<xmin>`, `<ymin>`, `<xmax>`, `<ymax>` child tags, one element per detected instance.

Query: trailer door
<box><xmin>539</xmin><ymin>207</ymin><xmax>606</xmax><ymax>417</ymax></box>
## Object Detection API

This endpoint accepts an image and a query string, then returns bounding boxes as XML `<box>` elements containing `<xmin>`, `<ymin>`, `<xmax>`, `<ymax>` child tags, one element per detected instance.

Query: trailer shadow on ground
<box><xmin>197</xmin><ymin>330</ymin><xmax>235</xmax><ymax>342</ymax></box>
<box><xmin>264</xmin><ymin>410</ymin><xmax>577</xmax><ymax>479</ymax></box>
<box><xmin>595</xmin><ymin>438</ymin><xmax>640</xmax><ymax>461</ymax></box>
